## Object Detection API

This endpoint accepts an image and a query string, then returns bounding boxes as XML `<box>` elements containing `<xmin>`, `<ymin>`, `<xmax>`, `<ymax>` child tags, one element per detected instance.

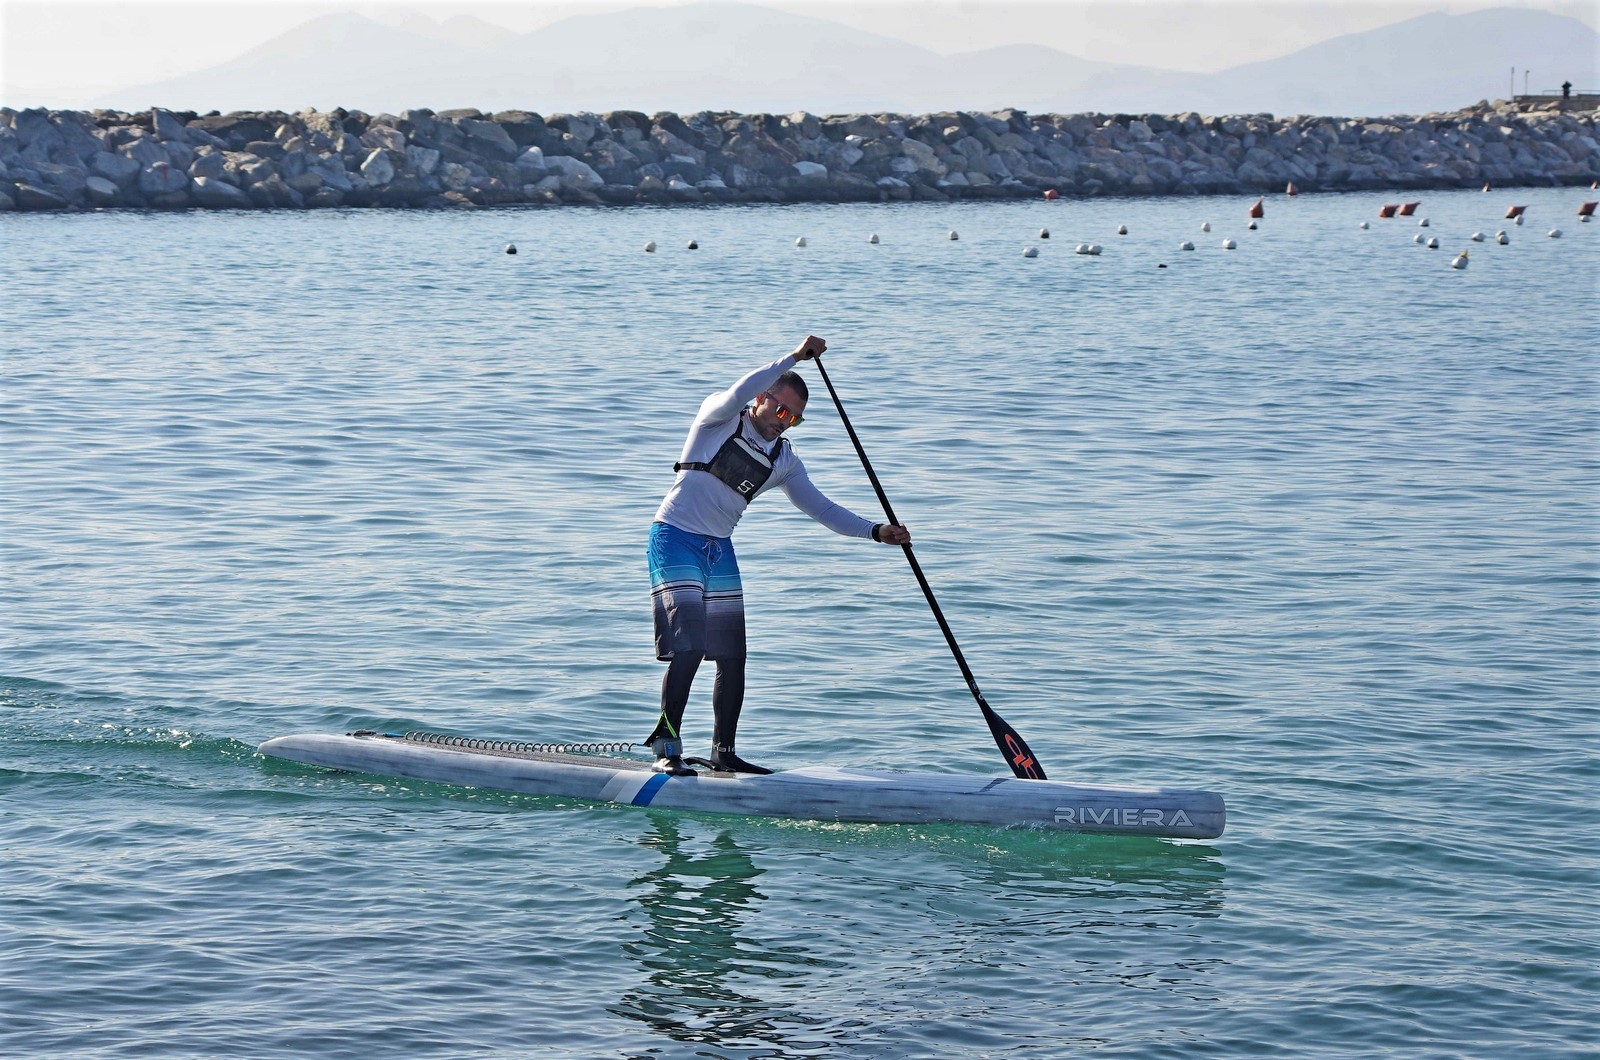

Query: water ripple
<box><xmin>3</xmin><ymin>188</ymin><xmax>1597</xmax><ymax>1058</ymax></box>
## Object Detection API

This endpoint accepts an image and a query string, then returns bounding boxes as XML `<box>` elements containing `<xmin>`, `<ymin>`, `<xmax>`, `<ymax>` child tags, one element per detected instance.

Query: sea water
<box><xmin>3</xmin><ymin>189</ymin><xmax>1596</xmax><ymax>1058</ymax></box>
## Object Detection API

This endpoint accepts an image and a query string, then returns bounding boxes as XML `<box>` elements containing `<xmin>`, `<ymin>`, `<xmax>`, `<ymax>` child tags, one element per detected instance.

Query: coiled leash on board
<box><xmin>349</xmin><ymin>729</ymin><xmax>639</xmax><ymax>756</ymax></box>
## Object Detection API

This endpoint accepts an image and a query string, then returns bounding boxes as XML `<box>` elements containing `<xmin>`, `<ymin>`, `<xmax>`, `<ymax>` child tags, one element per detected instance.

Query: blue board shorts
<box><xmin>648</xmin><ymin>521</ymin><xmax>745</xmax><ymax>661</ymax></box>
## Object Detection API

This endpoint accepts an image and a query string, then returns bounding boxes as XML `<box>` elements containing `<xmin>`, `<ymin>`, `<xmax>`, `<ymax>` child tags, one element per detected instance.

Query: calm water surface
<box><xmin>3</xmin><ymin>189</ymin><xmax>1597</xmax><ymax>1057</ymax></box>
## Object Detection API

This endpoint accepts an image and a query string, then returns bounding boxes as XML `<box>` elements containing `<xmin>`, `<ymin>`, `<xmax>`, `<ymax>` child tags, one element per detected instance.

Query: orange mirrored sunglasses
<box><xmin>761</xmin><ymin>392</ymin><xmax>804</xmax><ymax>427</ymax></box>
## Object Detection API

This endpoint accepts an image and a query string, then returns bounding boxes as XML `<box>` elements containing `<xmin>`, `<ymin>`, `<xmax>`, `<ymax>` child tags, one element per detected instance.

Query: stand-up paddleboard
<box><xmin>258</xmin><ymin>731</ymin><xmax>1225</xmax><ymax>839</ymax></box>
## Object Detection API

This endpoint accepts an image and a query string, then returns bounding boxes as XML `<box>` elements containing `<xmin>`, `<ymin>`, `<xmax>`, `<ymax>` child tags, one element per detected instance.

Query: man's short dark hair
<box><xmin>775</xmin><ymin>370</ymin><xmax>809</xmax><ymax>402</ymax></box>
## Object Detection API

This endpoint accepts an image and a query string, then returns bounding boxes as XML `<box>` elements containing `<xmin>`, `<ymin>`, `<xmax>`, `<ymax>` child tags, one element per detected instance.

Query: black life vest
<box><xmin>674</xmin><ymin>411</ymin><xmax>786</xmax><ymax>504</ymax></box>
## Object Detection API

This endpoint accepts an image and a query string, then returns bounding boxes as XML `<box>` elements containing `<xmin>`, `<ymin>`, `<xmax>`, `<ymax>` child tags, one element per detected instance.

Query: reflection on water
<box><xmin>961</xmin><ymin>828</ymin><xmax>1229</xmax><ymax>909</ymax></box>
<box><xmin>612</xmin><ymin>814</ymin><xmax>838</xmax><ymax>1055</ymax></box>
<box><xmin>612</xmin><ymin>812</ymin><xmax>1228</xmax><ymax>1056</ymax></box>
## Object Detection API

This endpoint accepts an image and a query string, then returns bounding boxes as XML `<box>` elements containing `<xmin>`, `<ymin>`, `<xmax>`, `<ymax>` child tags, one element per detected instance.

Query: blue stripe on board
<box><xmin>632</xmin><ymin>772</ymin><xmax>671</xmax><ymax>806</ymax></box>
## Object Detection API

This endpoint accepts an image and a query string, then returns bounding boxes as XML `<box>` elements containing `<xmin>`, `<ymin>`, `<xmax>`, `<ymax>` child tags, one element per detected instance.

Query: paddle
<box><xmin>811</xmin><ymin>355</ymin><xmax>1047</xmax><ymax>780</ymax></box>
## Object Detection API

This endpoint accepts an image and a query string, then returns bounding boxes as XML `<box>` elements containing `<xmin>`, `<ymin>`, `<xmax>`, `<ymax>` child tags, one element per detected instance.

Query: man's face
<box><xmin>752</xmin><ymin>384</ymin><xmax>806</xmax><ymax>440</ymax></box>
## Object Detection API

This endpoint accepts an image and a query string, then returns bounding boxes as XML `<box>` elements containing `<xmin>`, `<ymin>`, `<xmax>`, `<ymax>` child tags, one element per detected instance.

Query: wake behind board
<box><xmin>258</xmin><ymin>731</ymin><xmax>1225</xmax><ymax>839</ymax></box>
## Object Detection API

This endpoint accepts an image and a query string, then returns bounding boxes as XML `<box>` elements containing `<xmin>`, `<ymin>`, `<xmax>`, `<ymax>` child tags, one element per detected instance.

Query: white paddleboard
<box><xmin>259</xmin><ymin>731</ymin><xmax>1225</xmax><ymax>839</ymax></box>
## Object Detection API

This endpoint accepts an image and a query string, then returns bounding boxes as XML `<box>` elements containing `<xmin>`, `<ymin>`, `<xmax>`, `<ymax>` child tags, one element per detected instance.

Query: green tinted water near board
<box><xmin>3</xmin><ymin>191</ymin><xmax>1596</xmax><ymax>1057</ymax></box>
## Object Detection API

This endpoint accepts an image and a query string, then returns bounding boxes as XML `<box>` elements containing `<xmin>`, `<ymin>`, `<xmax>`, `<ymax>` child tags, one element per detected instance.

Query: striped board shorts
<box><xmin>648</xmin><ymin>521</ymin><xmax>746</xmax><ymax>661</ymax></box>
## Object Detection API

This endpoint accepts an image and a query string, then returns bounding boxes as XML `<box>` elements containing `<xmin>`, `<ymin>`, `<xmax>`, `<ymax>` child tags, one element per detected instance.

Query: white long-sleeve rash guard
<box><xmin>653</xmin><ymin>353</ymin><xmax>877</xmax><ymax>541</ymax></box>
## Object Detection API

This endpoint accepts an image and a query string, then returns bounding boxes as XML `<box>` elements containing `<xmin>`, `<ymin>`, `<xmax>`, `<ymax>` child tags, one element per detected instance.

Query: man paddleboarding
<box><xmin>646</xmin><ymin>335</ymin><xmax>910</xmax><ymax>776</ymax></box>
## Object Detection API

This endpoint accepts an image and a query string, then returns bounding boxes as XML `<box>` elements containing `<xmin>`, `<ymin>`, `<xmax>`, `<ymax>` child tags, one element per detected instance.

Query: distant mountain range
<box><xmin>87</xmin><ymin>3</ymin><xmax>1600</xmax><ymax>118</ymax></box>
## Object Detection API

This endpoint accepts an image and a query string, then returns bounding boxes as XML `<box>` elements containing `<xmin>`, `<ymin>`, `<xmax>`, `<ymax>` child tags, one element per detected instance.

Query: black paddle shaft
<box><xmin>811</xmin><ymin>356</ymin><xmax>1047</xmax><ymax>780</ymax></box>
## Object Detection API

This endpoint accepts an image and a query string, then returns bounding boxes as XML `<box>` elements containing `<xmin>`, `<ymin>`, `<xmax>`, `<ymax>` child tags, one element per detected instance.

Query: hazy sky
<box><xmin>2</xmin><ymin>0</ymin><xmax>1595</xmax><ymax>106</ymax></box>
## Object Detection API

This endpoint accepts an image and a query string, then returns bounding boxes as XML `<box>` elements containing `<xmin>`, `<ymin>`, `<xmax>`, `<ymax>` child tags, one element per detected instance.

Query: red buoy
<box><xmin>1043</xmin><ymin>188</ymin><xmax>1059</xmax><ymax>200</ymax></box>
<box><xmin>1505</xmin><ymin>205</ymin><xmax>1526</xmax><ymax>219</ymax></box>
<box><xmin>1286</xmin><ymin>182</ymin><xmax>1299</xmax><ymax>196</ymax></box>
<box><xmin>1398</xmin><ymin>201</ymin><xmax>1420</xmax><ymax>216</ymax></box>
<box><xmin>1249</xmin><ymin>196</ymin><xmax>1264</xmax><ymax>218</ymax></box>
<box><xmin>1378</xmin><ymin>204</ymin><xmax>1399</xmax><ymax>218</ymax></box>
<box><xmin>1578</xmin><ymin>202</ymin><xmax>1597</xmax><ymax>217</ymax></box>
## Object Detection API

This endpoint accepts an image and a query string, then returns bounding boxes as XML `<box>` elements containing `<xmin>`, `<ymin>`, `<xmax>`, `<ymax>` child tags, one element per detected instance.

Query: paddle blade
<box><xmin>984</xmin><ymin>704</ymin><xmax>1047</xmax><ymax>780</ymax></box>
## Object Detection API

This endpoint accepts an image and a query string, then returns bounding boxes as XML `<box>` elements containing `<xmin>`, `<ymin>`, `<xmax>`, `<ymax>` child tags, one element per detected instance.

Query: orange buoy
<box><xmin>1398</xmin><ymin>201</ymin><xmax>1420</xmax><ymax>216</ymax></box>
<box><xmin>1482</xmin><ymin>182</ymin><xmax>1492</xmax><ymax>192</ymax></box>
<box><xmin>1249</xmin><ymin>196</ymin><xmax>1264</xmax><ymax>218</ymax></box>
<box><xmin>1044</xmin><ymin>188</ymin><xmax>1059</xmax><ymax>200</ymax></box>
<box><xmin>1505</xmin><ymin>205</ymin><xmax>1526</xmax><ymax>219</ymax></box>
<box><xmin>1378</xmin><ymin>204</ymin><xmax>1399</xmax><ymax>218</ymax></box>
<box><xmin>1286</xmin><ymin>182</ymin><xmax>1299</xmax><ymax>196</ymax></box>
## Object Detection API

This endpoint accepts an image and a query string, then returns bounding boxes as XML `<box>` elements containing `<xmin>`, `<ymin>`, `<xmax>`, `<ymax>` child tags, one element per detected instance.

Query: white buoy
<box><xmin>1470</xmin><ymin>232</ymin><xmax>1485</xmax><ymax>242</ymax></box>
<box><xmin>687</xmin><ymin>240</ymin><xmax>699</xmax><ymax>249</ymax></box>
<box><xmin>1514</xmin><ymin>214</ymin><xmax>1524</xmax><ymax>226</ymax></box>
<box><xmin>1075</xmin><ymin>242</ymin><xmax>1091</xmax><ymax>254</ymax></box>
<box><xmin>644</xmin><ymin>241</ymin><xmax>656</xmax><ymax>253</ymax></box>
<box><xmin>1116</xmin><ymin>224</ymin><xmax>1128</xmax><ymax>235</ymax></box>
<box><xmin>1088</xmin><ymin>244</ymin><xmax>1102</xmax><ymax>255</ymax></box>
<box><xmin>948</xmin><ymin>230</ymin><xmax>959</xmax><ymax>240</ymax></box>
<box><xmin>1359</xmin><ymin>221</ymin><xmax>1370</xmax><ymax>229</ymax></box>
<box><xmin>1418</xmin><ymin>217</ymin><xmax>1429</xmax><ymax>227</ymax></box>
<box><xmin>1413</xmin><ymin>233</ymin><xmax>1425</xmax><ymax>244</ymax></box>
<box><xmin>1548</xmin><ymin>228</ymin><xmax>1563</xmax><ymax>239</ymax></box>
<box><xmin>1451</xmin><ymin>251</ymin><xmax>1469</xmax><ymax>269</ymax></box>
<box><xmin>795</xmin><ymin>236</ymin><xmax>807</xmax><ymax>247</ymax></box>
<box><xmin>1247</xmin><ymin>220</ymin><xmax>1258</xmax><ymax>230</ymax></box>
<box><xmin>1038</xmin><ymin>228</ymin><xmax>1049</xmax><ymax>239</ymax></box>
<box><xmin>1496</xmin><ymin>231</ymin><xmax>1509</xmax><ymax>244</ymax></box>
<box><xmin>1426</xmin><ymin>237</ymin><xmax>1439</xmax><ymax>249</ymax></box>
<box><xmin>1201</xmin><ymin>221</ymin><xmax>1211</xmax><ymax>232</ymax></box>
<box><xmin>868</xmin><ymin>233</ymin><xmax>880</xmax><ymax>244</ymax></box>
<box><xmin>504</xmin><ymin>243</ymin><xmax>517</xmax><ymax>255</ymax></box>
<box><xmin>1179</xmin><ymin>240</ymin><xmax>1195</xmax><ymax>251</ymax></box>
<box><xmin>1023</xmin><ymin>246</ymin><xmax>1039</xmax><ymax>258</ymax></box>
<box><xmin>1221</xmin><ymin>238</ymin><xmax>1237</xmax><ymax>249</ymax></box>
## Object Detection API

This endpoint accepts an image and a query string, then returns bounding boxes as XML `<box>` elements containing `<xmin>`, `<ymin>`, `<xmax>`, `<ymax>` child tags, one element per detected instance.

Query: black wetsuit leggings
<box><xmin>646</xmin><ymin>652</ymin><xmax>746</xmax><ymax>752</ymax></box>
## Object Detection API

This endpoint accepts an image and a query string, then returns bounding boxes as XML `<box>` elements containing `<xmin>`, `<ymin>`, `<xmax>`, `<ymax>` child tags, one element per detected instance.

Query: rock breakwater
<box><xmin>2</xmin><ymin>102</ymin><xmax>1595</xmax><ymax>212</ymax></box>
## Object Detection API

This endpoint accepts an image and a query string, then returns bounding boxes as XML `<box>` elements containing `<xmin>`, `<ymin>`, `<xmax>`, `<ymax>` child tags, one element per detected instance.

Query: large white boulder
<box><xmin>314</xmin><ymin>158</ymin><xmax>354</xmax><ymax>192</ymax></box>
<box><xmin>786</xmin><ymin>112</ymin><xmax>822</xmax><ymax>138</ymax></box>
<box><xmin>543</xmin><ymin>154</ymin><xmax>603</xmax><ymax>190</ymax></box>
<box><xmin>85</xmin><ymin>175</ymin><xmax>120</xmax><ymax>205</ymax></box>
<box><xmin>188</xmin><ymin>149</ymin><xmax>227</xmax><ymax>181</ymax></box>
<box><xmin>900</xmin><ymin>138</ymin><xmax>943</xmax><ymax>176</ymax></box>
<box><xmin>406</xmin><ymin>146</ymin><xmax>441</xmax><ymax>176</ymax></box>
<box><xmin>138</xmin><ymin>161</ymin><xmax>188</xmax><ymax>195</ymax></box>
<box><xmin>359</xmin><ymin>148</ymin><xmax>395</xmax><ymax>186</ymax></box>
<box><xmin>122</xmin><ymin>137</ymin><xmax>168</xmax><ymax>167</ymax></box>
<box><xmin>191</xmin><ymin>176</ymin><xmax>251</xmax><ymax>207</ymax></box>
<box><xmin>151</xmin><ymin>108</ymin><xmax>188</xmax><ymax>142</ymax></box>
<box><xmin>361</xmin><ymin>126</ymin><xmax>406</xmax><ymax>152</ymax></box>
<box><xmin>90</xmin><ymin>150</ymin><xmax>141</xmax><ymax>183</ymax></box>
